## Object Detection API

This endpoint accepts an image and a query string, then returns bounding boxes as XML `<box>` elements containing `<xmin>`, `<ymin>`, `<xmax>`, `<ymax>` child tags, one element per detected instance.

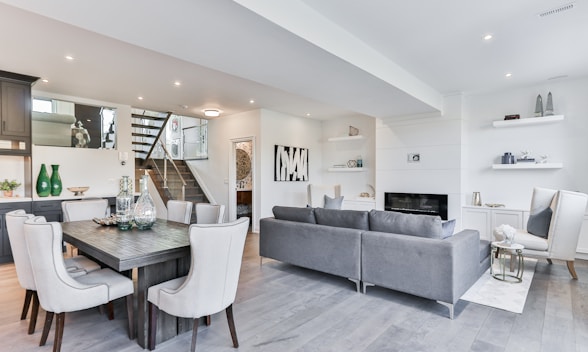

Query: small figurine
<box><xmin>539</xmin><ymin>154</ymin><xmax>548</xmax><ymax>163</ymax></box>
<box><xmin>534</xmin><ymin>94</ymin><xmax>543</xmax><ymax>117</ymax></box>
<box><xmin>545</xmin><ymin>92</ymin><xmax>554</xmax><ymax>116</ymax></box>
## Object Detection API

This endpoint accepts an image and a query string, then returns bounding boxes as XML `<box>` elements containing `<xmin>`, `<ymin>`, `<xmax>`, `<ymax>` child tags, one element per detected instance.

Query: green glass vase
<box><xmin>36</xmin><ymin>164</ymin><xmax>51</xmax><ymax>197</ymax></box>
<box><xmin>50</xmin><ymin>164</ymin><xmax>62</xmax><ymax>196</ymax></box>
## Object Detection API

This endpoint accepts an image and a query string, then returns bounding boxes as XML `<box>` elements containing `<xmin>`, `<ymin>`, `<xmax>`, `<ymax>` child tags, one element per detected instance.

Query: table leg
<box><xmin>136</xmin><ymin>257</ymin><xmax>191</xmax><ymax>348</ymax></box>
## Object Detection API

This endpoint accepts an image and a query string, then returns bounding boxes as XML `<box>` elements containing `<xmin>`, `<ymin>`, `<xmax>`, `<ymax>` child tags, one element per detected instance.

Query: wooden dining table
<box><xmin>61</xmin><ymin>219</ymin><xmax>193</xmax><ymax>348</ymax></box>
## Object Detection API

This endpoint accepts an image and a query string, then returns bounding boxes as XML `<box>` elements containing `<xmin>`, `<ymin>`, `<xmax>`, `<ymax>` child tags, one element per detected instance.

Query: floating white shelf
<box><xmin>492</xmin><ymin>163</ymin><xmax>563</xmax><ymax>170</ymax></box>
<box><xmin>492</xmin><ymin>115</ymin><xmax>564</xmax><ymax>128</ymax></box>
<box><xmin>327</xmin><ymin>135</ymin><xmax>365</xmax><ymax>142</ymax></box>
<box><xmin>328</xmin><ymin>167</ymin><xmax>365</xmax><ymax>172</ymax></box>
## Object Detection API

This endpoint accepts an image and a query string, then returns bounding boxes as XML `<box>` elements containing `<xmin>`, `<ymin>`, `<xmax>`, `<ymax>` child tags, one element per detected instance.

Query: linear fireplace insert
<box><xmin>384</xmin><ymin>192</ymin><xmax>448</xmax><ymax>220</ymax></box>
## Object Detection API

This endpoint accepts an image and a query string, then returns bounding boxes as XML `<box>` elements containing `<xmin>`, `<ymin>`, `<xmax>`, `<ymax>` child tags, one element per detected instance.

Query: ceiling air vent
<box><xmin>538</xmin><ymin>2</ymin><xmax>575</xmax><ymax>18</ymax></box>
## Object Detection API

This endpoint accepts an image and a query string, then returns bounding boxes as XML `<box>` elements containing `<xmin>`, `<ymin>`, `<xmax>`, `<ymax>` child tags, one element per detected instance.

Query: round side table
<box><xmin>490</xmin><ymin>241</ymin><xmax>525</xmax><ymax>283</ymax></box>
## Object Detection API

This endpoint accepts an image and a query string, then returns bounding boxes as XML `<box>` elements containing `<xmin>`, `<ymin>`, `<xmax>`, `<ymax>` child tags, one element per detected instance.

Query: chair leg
<box><xmin>106</xmin><ymin>301</ymin><xmax>115</xmax><ymax>320</ymax></box>
<box><xmin>226</xmin><ymin>304</ymin><xmax>239</xmax><ymax>348</ymax></box>
<box><xmin>191</xmin><ymin>318</ymin><xmax>199</xmax><ymax>352</ymax></box>
<box><xmin>205</xmin><ymin>315</ymin><xmax>211</xmax><ymax>326</ymax></box>
<box><xmin>567</xmin><ymin>261</ymin><xmax>578</xmax><ymax>280</ymax></box>
<box><xmin>28</xmin><ymin>291</ymin><xmax>40</xmax><ymax>334</ymax></box>
<box><xmin>40</xmin><ymin>311</ymin><xmax>54</xmax><ymax>346</ymax></box>
<box><xmin>547</xmin><ymin>258</ymin><xmax>553</xmax><ymax>264</ymax></box>
<box><xmin>148</xmin><ymin>302</ymin><xmax>158</xmax><ymax>351</ymax></box>
<box><xmin>53</xmin><ymin>313</ymin><xmax>65</xmax><ymax>352</ymax></box>
<box><xmin>126</xmin><ymin>295</ymin><xmax>135</xmax><ymax>340</ymax></box>
<box><xmin>21</xmin><ymin>289</ymin><xmax>33</xmax><ymax>320</ymax></box>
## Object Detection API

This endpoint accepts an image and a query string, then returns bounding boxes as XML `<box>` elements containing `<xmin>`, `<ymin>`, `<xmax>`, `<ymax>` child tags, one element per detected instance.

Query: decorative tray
<box><xmin>93</xmin><ymin>215</ymin><xmax>118</xmax><ymax>226</ymax></box>
<box><xmin>485</xmin><ymin>203</ymin><xmax>505</xmax><ymax>208</ymax></box>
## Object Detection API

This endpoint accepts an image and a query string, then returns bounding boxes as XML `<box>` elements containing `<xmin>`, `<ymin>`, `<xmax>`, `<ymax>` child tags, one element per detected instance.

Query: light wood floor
<box><xmin>1</xmin><ymin>233</ymin><xmax>587</xmax><ymax>352</ymax></box>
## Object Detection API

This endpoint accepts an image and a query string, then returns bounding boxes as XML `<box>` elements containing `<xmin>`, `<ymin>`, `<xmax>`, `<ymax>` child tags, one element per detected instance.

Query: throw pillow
<box><xmin>527</xmin><ymin>207</ymin><xmax>553</xmax><ymax>238</ymax></box>
<box><xmin>441</xmin><ymin>219</ymin><xmax>456</xmax><ymax>239</ymax></box>
<box><xmin>324</xmin><ymin>195</ymin><xmax>344</xmax><ymax>209</ymax></box>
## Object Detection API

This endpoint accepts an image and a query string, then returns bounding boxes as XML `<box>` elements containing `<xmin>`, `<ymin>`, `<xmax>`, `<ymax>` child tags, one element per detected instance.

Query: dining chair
<box><xmin>147</xmin><ymin>217</ymin><xmax>250</xmax><ymax>351</ymax></box>
<box><xmin>167</xmin><ymin>200</ymin><xmax>193</xmax><ymax>224</ymax></box>
<box><xmin>5</xmin><ymin>210</ymin><xmax>101</xmax><ymax>335</ymax></box>
<box><xmin>195</xmin><ymin>203</ymin><xmax>225</xmax><ymax>224</ymax></box>
<box><xmin>494</xmin><ymin>187</ymin><xmax>588</xmax><ymax>279</ymax></box>
<box><xmin>23</xmin><ymin>216</ymin><xmax>135</xmax><ymax>352</ymax></box>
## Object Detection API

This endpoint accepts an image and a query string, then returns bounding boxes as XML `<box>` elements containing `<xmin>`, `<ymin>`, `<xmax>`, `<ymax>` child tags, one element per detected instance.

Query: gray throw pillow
<box><xmin>527</xmin><ymin>207</ymin><xmax>552</xmax><ymax>238</ymax></box>
<box><xmin>324</xmin><ymin>195</ymin><xmax>344</xmax><ymax>209</ymax></box>
<box><xmin>442</xmin><ymin>219</ymin><xmax>456</xmax><ymax>239</ymax></box>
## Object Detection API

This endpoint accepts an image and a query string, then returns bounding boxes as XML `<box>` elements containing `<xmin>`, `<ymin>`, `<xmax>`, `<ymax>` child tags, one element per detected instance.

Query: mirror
<box><xmin>32</xmin><ymin>97</ymin><xmax>117</xmax><ymax>149</ymax></box>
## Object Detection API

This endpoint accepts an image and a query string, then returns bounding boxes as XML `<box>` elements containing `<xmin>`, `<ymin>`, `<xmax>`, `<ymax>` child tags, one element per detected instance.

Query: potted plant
<box><xmin>1</xmin><ymin>179</ymin><xmax>21</xmax><ymax>197</ymax></box>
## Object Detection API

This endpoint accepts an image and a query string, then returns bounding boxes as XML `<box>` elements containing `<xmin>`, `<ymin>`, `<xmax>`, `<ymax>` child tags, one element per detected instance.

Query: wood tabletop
<box><xmin>61</xmin><ymin>219</ymin><xmax>191</xmax><ymax>271</ymax></box>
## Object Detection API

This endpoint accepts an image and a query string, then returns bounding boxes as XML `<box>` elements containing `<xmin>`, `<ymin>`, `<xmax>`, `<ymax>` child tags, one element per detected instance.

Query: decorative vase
<box><xmin>36</xmin><ymin>164</ymin><xmax>51</xmax><ymax>197</ymax></box>
<box><xmin>3</xmin><ymin>190</ymin><xmax>13</xmax><ymax>197</ymax></box>
<box><xmin>545</xmin><ymin>92</ymin><xmax>554</xmax><ymax>116</ymax></box>
<box><xmin>133</xmin><ymin>175</ymin><xmax>156</xmax><ymax>230</ymax></box>
<box><xmin>50</xmin><ymin>164</ymin><xmax>62</xmax><ymax>196</ymax></box>
<box><xmin>116</xmin><ymin>175</ymin><xmax>134</xmax><ymax>231</ymax></box>
<box><xmin>534</xmin><ymin>94</ymin><xmax>544</xmax><ymax>117</ymax></box>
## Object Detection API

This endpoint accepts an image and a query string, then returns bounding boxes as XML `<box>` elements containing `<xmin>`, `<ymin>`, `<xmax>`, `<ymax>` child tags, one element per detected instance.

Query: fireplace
<box><xmin>384</xmin><ymin>192</ymin><xmax>448</xmax><ymax>220</ymax></box>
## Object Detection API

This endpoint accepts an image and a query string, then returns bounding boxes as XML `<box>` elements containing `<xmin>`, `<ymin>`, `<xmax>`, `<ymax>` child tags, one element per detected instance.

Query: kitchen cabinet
<box><xmin>0</xmin><ymin>70</ymin><xmax>38</xmax><ymax>155</ymax></box>
<box><xmin>461</xmin><ymin>206</ymin><xmax>526</xmax><ymax>241</ymax></box>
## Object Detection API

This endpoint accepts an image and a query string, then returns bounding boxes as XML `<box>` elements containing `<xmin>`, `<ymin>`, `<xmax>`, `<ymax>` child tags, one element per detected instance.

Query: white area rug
<box><xmin>461</xmin><ymin>258</ymin><xmax>537</xmax><ymax>314</ymax></box>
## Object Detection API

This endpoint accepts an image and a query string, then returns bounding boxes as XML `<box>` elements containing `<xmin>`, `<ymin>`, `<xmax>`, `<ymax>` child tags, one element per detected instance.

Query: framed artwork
<box><xmin>274</xmin><ymin>145</ymin><xmax>308</xmax><ymax>181</ymax></box>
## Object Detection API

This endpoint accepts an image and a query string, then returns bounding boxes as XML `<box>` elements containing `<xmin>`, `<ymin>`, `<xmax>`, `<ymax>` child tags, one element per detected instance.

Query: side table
<box><xmin>491</xmin><ymin>241</ymin><xmax>525</xmax><ymax>283</ymax></box>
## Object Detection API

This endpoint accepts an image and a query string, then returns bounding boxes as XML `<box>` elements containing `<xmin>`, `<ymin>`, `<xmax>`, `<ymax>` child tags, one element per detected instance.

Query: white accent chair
<box><xmin>147</xmin><ymin>217</ymin><xmax>250</xmax><ymax>351</ymax></box>
<box><xmin>307</xmin><ymin>184</ymin><xmax>341</xmax><ymax>207</ymax></box>
<box><xmin>195</xmin><ymin>203</ymin><xmax>225</xmax><ymax>224</ymax></box>
<box><xmin>23</xmin><ymin>216</ymin><xmax>135</xmax><ymax>352</ymax></box>
<box><xmin>5</xmin><ymin>210</ymin><xmax>101</xmax><ymax>335</ymax></box>
<box><xmin>167</xmin><ymin>200</ymin><xmax>193</xmax><ymax>224</ymax></box>
<box><xmin>61</xmin><ymin>198</ymin><xmax>110</xmax><ymax>257</ymax></box>
<box><xmin>495</xmin><ymin>187</ymin><xmax>588</xmax><ymax>279</ymax></box>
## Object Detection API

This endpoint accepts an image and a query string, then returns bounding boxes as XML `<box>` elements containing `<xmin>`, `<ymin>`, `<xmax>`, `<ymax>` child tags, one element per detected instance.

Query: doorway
<box><xmin>229</xmin><ymin>138</ymin><xmax>255</xmax><ymax>230</ymax></box>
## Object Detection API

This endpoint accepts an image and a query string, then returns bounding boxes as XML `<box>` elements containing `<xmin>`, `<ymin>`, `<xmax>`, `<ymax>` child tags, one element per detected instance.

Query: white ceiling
<box><xmin>0</xmin><ymin>0</ymin><xmax>586</xmax><ymax>120</ymax></box>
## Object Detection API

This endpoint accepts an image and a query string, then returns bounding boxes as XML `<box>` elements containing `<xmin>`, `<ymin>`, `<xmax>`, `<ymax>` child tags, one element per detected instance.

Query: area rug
<box><xmin>461</xmin><ymin>258</ymin><xmax>537</xmax><ymax>314</ymax></box>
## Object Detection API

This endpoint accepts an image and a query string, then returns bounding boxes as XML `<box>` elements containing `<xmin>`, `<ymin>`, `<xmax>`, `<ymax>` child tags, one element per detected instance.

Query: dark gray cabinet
<box><xmin>0</xmin><ymin>201</ymin><xmax>32</xmax><ymax>263</ymax></box>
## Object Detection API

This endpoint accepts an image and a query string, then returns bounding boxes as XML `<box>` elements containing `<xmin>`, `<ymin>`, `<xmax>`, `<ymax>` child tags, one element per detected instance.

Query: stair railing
<box><xmin>149</xmin><ymin>140</ymin><xmax>187</xmax><ymax>201</ymax></box>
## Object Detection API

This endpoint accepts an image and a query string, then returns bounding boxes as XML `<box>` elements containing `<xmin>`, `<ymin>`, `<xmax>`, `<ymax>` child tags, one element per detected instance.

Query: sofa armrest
<box><xmin>361</xmin><ymin>229</ymin><xmax>481</xmax><ymax>304</ymax></box>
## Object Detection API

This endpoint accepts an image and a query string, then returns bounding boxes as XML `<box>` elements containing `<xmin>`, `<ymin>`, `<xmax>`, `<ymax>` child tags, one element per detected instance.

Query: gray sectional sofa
<box><xmin>259</xmin><ymin>206</ymin><xmax>491</xmax><ymax>319</ymax></box>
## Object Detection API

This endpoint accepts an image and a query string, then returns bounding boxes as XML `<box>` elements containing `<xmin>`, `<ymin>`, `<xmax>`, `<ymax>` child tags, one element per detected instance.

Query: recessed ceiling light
<box><xmin>249</xmin><ymin>99</ymin><xmax>255</xmax><ymax>104</ymax></box>
<box><xmin>306</xmin><ymin>113</ymin><xmax>311</xmax><ymax>117</ymax></box>
<box><xmin>482</xmin><ymin>34</ymin><xmax>493</xmax><ymax>41</ymax></box>
<box><xmin>174</xmin><ymin>81</ymin><xmax>181</xmax><ymax>86</ymax></box>
<box><xmin>505</xmin><ymin>73</ymin><xmax>512</xmax><ymax>78</ymax></box>
<box><xmin>203</xmin><ymin>109</ymin><xmax>221</xmax><ymax>117</ymax></box>
<box><xmin>138</xmin><ymin>96</ymin><xmax>144</xmax><ymax>100</ymax></box>
<box><xmin>180</xmin><ymin>104</ymin><xmax>188</xmax><ymax>109</ymax></box>
<box><xmin>42</xmin><ymin>79</ymin><xmax>49</xmax><ymax>83</ymax></box>
<box><xmin>65</xmin><ymin>55</ymin><xmax>74</xmax><ymax>61</ymax></box>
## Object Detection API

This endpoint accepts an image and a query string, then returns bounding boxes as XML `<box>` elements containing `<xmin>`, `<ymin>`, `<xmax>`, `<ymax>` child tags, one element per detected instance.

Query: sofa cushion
<box><xmin>526</xmin><ymin>207</ymin><xmax>552</xmax><ymax>238</ymax></box>
<box><xmin>368</xmin><ymin>210</ymin><xmax>443</xmax><ymax>239</ymax></box>
<box><xmin>314</xmin><ymin>208</ymin><xmax>369</xmax><ymax>230</ymax></box>
<box><xmin>442</xmin><ymin>219</ymin><xmax>456</xmax><ymax>239</ymax></box>
<box><xmin>324</xmin><ymin>195</ymin><xmax>344</xmax><ymax>209</ymax></box>
<box><xmin>272</xmin><ymin>206</ymin><xmax>316</xmax><ymax>224</ymax></box>
<box><xmin>479</xmin><ymin>240</ymin><xmax>491</xmax><ymax>263</ymax></box>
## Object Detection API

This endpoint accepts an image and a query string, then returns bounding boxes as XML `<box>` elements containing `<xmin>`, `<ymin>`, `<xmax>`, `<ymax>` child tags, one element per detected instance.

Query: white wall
<box><xmin>375</xmin><ymin>94</ymin><xmax>464</xmax><ymax>223</ymax></box>
<box><xmin>463</xmin><ymin>77</ymin><xmax>588</xmax><ymax>210</ymax></box>
<box><xmin>0</xmin><ymin>155</ymin><xmax>28</xmax><ymax>197</ymax></box>
<box><xmin>321</xmin><ymin>116</ymin><xmax>375</xmax><ymax>199</ymax></box>
<box><xmin>259</xmin><ymin>109</ymin><xmax>322</xmax><ymax>219</ymax></box>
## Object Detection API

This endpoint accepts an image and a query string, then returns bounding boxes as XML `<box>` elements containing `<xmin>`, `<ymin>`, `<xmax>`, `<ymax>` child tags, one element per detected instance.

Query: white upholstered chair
<box><xmin>195</xmin><ymin>203</ymin><xmax>225</xmax><ymax>224</ymax></box>
<box><xmin>167</xmin><ymin>200</ymin><xmax>193</xmax><ymax>224</ymax></box>
<box><xmin>23</xmin><ymin>216</ymin><xmax>135</xmax><ymax>352</ymax></box>
<box><xmin>61</xmin><ymin>198</ymin><xmax>109</xmax><ymax>221</ymax></box>
<box><xmin>147</xmin><ymin>217</ymin><xmax>250</xmax><ymax>351</ymax></box>
<box><xmin>307</xmin><ymin>184</ymin><xmax>341</xmax><ymax>208</ymax></box>
<box><xmin>495</xmin><ymin>187</ymin><xmax>588</xmax><ymax>279</ymax></box>
<box><xmin>5</xmin><ymin>210</ymin><xmax>101</xmax><ymax>335</ymax></box>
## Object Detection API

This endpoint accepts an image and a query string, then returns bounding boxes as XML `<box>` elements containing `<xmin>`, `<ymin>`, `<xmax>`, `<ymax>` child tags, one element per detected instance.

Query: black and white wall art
<box><xmin>274</xmin><ymin>145</ymin><xmax>308</xmax><ymax>181</ymax></box>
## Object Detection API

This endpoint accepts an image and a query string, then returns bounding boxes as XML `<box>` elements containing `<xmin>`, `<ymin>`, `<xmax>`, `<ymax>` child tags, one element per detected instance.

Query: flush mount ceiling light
<box><xmin>203</xmin><ymin>109</ymin><xmax>221</xmax><ymax>117</ymax></box>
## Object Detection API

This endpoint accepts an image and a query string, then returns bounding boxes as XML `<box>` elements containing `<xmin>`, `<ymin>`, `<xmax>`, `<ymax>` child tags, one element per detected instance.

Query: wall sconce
<box><xmin>118</xmin><ymin>151</ymin><xmax>129</xmax><ymax>166</ymax></box>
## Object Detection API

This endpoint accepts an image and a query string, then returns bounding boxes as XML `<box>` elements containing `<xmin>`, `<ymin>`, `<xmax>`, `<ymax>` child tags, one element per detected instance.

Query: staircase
<box><xmin>131</xmin><ymin>110</ymin><xmax>170</xmax><ymax>163</ymax></box>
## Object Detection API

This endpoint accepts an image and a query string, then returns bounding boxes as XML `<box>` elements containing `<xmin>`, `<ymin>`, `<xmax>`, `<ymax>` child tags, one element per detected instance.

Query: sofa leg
<box><xmin>436</xmin><ymin>301</ymin><xmax>454</xmax><ymax>319</ymax></box>
<box><xmin>347</xmin><ymin>278</ymin><xmax>360</xmax><ymax>293</ymax></box>
<box><xmin>362</xmin><ymin>282</ymin><xmax>374</xmax><ymax>294</ymax></box>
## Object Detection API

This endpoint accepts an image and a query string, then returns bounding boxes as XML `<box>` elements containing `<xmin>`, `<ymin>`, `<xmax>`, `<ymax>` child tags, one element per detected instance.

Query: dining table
<box><xmin>61</xmin><ymin>218</ymin><xmax>193</xmax><ymax>348</ymax></box>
